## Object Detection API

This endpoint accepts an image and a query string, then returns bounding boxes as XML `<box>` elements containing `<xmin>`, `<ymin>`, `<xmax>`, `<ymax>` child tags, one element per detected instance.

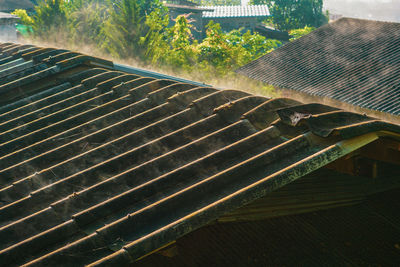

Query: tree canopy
<box><xmin>252</xmin><ymin>0</ymin><xmax>328</xmax><ymax>30</ymax></box>
<box><xmin>12</xmin><ymin>0</ymin><xmax>317</xmax><ymax>80</ymax></box>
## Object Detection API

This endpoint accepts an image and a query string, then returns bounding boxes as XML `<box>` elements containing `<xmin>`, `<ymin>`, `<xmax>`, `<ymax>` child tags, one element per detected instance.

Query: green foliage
<box><xmin>289</xmin><ymin>26</ymin><xmax>316</xmax><ymax>40</ymax></box>
<box><xmin>228</xmin><ymin>29</ymin><xmax>280</xmax><ymax>63</ymax></box>
<box><xmin>140</xmin><ymin>8</ymin><xmax>170</xmax><ymax>63</ymax></box>
<box><xmin>12</xmin><ymin>9</ymin><xmax>34</xmax><ymax>36</ymax></box>
<box><xmin>250</xmin><ymin>0</ymin><xmax>270</xmax><ymax>4</ymax></box>
<box><xmin>64</xmin><ymin>0</ymin><xmax>87</xmax><ymax>11</ymax></box>
<box><xmin>198</xmin><ymin>21</ymin><xmax>230</xmax><ymax>68</ymax></box>
<box><xmin>144</xmin><ymin>14</ymin><xmax>198</xmax><ymax>70</ymax></box>
<box><xmin>68</xmin><ymin>2</ymin><xmax>107</xmax><ymax>45</ymax></box>
<box><xmin>268</xmin><ymin>0</ymin><xmax>328</xmax><ymax>31</ymax></box>
<box><xmin>101</xmin><ymin>0</ymin><xmax>166</xmax><ymax>59</ymax></box>
<box><xmin>171</xmin><ymin>15</ymin><xmax>193</xmax><ymax>49</ymax></box>
<box><xmin>16</xmin><ymin>0</ymin><xmax>281</xmax><ymax>80</ymax></box>
<box><xmin>166</xmin><ymin>15</ymin><xmax>198</xmax><ymax>69</ymax></box>
<box><xmin>137</xmin><ymin>0</ymin><xmax>165</xmax><ymax>16</ymax></box>
<box><xmin>12</xmin><ymin>9</ymin><xmax>34</xmax><ymax>26</ymax></box>
<box><xmin>143</xmin><ymin>17</ymin><xmax>280</xmax><ymax>77</ymax></box>
<box><xmin>100</xmin><ymin>0</ymin><xmax>145</xmax><ymax>58</ymax></box>
<box><xmin>31</xmin><ymin>0</ymin><xmax>68</xmax><ymax>37</ymax></box>
<box><xmin>197</xmin><ymin>21</ymin><xmax>280</xmax><ymax>75</ymax></box>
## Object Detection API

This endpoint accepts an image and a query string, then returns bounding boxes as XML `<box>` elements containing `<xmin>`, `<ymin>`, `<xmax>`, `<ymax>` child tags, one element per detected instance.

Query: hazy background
<box><xmin>240</xmin><ymin>1</ymin><xmax>399</xmax><ymax>23</ymax></box>
<box><xmin>324</xmin><ymin>0</ymin><xmax>400</xmax><ymax>22</ymax></box>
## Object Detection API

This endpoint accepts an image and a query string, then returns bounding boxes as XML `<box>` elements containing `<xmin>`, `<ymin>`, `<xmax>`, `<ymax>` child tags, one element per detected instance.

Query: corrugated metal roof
<box><xmin>237</xmin><ymin>18</ymin><xmax>400</xmax><ymax>117</ymax></box>
<box><xmin>0</xmin><ymin>42</ymin><xmax>399</xmax><ymax>266</ymax></box>
<box><xmin>0</xmin><ymin>12</ymin><xmax>19</xmax><ymax>20</ymax></box>
<box><xmin>201</xmin><ymin>5</ymin><xmax>270</xmax><ymax>18</ymax></box>
<box><xmin>0</xmin><ymin>0</ymin><xmax>35</xmax><ymax>12</ymax></box>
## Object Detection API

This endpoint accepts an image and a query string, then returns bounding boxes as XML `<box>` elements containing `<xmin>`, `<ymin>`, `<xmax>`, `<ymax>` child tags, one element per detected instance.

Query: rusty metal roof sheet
<box><xmin>236</xmin><ymin>18</ymin><xmax>400</xmax><ymax>117</ymax></box>
<box><xmin>0</xmin><ymin>42</ymin><xmax>399</xmax><ymax>266</ymax></box>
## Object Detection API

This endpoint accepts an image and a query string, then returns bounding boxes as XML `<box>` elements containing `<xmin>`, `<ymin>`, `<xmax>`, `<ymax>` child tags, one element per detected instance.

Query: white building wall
<box><xmin>0</xmin><ymin>23</ymin><xmax>18</xmax><ymax>42</ymax></box>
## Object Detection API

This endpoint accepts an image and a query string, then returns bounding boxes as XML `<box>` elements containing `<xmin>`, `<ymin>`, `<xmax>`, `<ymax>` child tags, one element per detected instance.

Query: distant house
<box><xmin>237</xmin><ymin>18</ymin><xmax>400</xmax><ymax>123</ymax></box>
<box><xmin>201</xmin><ymin>5</ymin><xmax>270</xmax><ymax>33</ymax></box>
<box><xmin>165</xmin><ymin>2</ymin><xmax>271</xmax><ymax>39</ymax></box>
<box><xmin>0</xmin><ymin>12</ymin><xmax>19</xmax><ymax>42</ymax></box>
<box><xmin>0</xmin><ymin>0</ymin><xmax>35</xmax><ymax>13</ymax></box>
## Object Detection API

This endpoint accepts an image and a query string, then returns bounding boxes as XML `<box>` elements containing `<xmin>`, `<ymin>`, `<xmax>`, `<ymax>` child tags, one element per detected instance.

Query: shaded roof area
<box><xmin>0</xmin><ymin>42</ymin><xmax>399</xmax><ymax>266</ymax></box>
<box><xmin>137</xmin><ymin>188</ymin><xmax>400</xmax><ymax>267</ymax></box>
<box><xmin>0</xmin><ymin>0</ymin><xmax>35</xmax><ymax>12</ymax></box>
<box><xmin>201</xmin><ymin>5</ymin><xmax>270</xmax><ymax>18</ymax></box>
<box><xmin>237</xmin><ymin>18</ymin><xmax>400</xmax><ymax>118</ymax></box>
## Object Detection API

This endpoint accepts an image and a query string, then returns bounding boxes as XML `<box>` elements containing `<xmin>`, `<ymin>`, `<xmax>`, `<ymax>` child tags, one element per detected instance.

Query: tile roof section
<box><xmin>201</xmin><ymin>5</ymin><xmax>270</xmax><ymax>18</ymax></box>
<box><xmin>237</xmin><ymin>18</ymin><xmax>400</xmax><ymax>117</ymax></box>
<box><xmin>0</xmin><ymin>42</ymin><xmax>399</xmax><ymax>266</ymax></box>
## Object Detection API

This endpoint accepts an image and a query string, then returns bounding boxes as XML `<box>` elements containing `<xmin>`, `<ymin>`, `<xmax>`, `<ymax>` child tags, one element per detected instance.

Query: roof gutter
<box><xmin>113</xmin><ymin>63</ymin><xmax>210</xmax><ymax>88</ymax></box>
